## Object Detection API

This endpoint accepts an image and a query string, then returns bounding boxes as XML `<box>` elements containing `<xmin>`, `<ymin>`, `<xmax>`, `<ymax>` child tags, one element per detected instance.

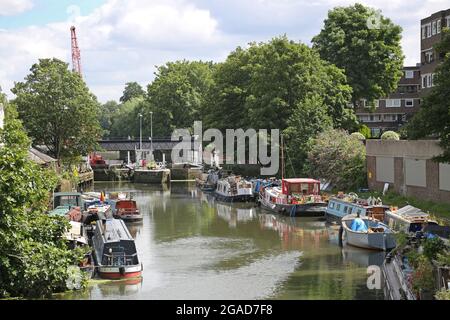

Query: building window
<box><xmin>446</xmin><ymin>16</ymin><xmax>450</xmax><ymax>27</ymax></box>
<box><xmin>425</xmin><ymin>51</ymin><xmax>434</xmax><ymax>63</ymax></box>
<box><xmin>405</xmin><ymin>99</ymin><xmax>414</xmax><ymax>107</ymax></box>
<box><xmin>386</xmin><ymin>99</ymin><xmax>401</xmax><ymax>108</ymax></box>
<box><xmin>422</xmin><ymin>74</ymin><xmax>433</xmax><ymax>88</ymax></box>
<box><xmin>427</xmin><ymin>23</ymin><xmax>431</xmax><ymax>37</ymax></box>
<box><xmin>405</xmin><ymin>70</ymin><xmax>414</xmax><ymax>79</ymax></box>
<box><xmin>421</xmin><ymin>26</ymin><xmax>426</xmax><ymax>39</ymax></box>
<box><xmin>432</xmin><ymin>21</ymin><xmax>437</xmax><ymax>35</ymax></box>
<box><xmin>437</xmin><ymin>20</ymin><xmax>441</xmax><ymax>33</ymax></box>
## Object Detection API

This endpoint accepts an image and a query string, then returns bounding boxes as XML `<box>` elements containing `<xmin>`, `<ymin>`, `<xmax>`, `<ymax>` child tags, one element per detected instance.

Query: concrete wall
<box><xmin>366</xmin><ymin>140</ymin><xmax>450</xmax><ymax>204</ymax></box>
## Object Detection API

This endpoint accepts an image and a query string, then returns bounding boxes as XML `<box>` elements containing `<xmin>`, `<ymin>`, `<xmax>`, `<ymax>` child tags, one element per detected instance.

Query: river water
<box><xmin>58</xmin><ymin>182</ymin><xmax>386</xmax><ymax>300</ymax></box>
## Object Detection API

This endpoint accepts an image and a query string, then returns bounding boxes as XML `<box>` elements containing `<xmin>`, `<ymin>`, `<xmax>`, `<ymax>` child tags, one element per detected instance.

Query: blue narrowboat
<box><xmin>325</xmin><ymin>195</ymin><xmax>389</xmax><ymax>223</ymax></box>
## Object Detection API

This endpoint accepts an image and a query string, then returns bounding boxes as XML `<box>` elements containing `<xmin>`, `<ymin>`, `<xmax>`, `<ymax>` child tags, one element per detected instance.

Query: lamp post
<box><xmin>139</xmin><ymin>113</ymin><xmax>143</xmax><ymax>151</ymax></box>
<box><xmin>150</xmin><ymin>111</ymin><xmax>153</xmax><ymax>159</ymax></box>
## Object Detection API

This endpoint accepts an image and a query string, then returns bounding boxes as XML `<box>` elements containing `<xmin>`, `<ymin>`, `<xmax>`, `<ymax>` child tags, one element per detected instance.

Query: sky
<box><xmin>0</xmin><ymin>0</ymin><xmax>449</xmax><ymax>102</ymax></box>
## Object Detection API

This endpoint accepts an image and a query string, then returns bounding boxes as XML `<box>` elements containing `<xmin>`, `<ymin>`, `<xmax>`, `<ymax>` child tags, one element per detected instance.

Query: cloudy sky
<box><xmin>0</xmin><ymin>0</ymin><xmax>448</xmax><ymax>102</ymax></box>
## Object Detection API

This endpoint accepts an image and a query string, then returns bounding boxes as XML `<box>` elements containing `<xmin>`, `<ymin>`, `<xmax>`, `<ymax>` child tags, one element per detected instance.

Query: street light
<box><xmin>139</xmin><ymin>113</ymin><xmax>143</xmax><ymax>151</ymax></box>
<box><xmin>150</xmin><ymin>111</ymin><xmax>153</xmax><ymax>159</ymax></box>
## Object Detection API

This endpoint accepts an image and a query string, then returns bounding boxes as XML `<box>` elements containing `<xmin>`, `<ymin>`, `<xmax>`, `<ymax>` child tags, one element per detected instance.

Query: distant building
<box><xmin>354</xmin><ymin>66</ymin><xmax>421</xmax><ymax>137</ymax></box>
<box><xmin>420</xmin><ymin>8</ymin><xmax>450</xmax><ymax>94</ymax></box>
<box><xmin>355</xmin><ymin>8</ymin><xmax>450</xmax><ymax>137</ymax></box>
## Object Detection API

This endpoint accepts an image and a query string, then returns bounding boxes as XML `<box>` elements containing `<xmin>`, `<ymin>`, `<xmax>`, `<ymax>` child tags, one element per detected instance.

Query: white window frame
<box><xmin>437</xmin><ymin>20</ymin><xmax>441</xmax><ymax>33</ymax></box>
<box><xmin>405</xmin><ymin>70</ymin><xmax>414</xmax><ymax>79</ymax></box>
<box><xmin>405</xmin><ymin>99</ymin><xmax>414</xmax><ymax>107</ymax></box>
<box><xmin>432</xmin><ymin>21</ymin><xmax>437</xmax><ymax>35</ymax></box>
<box><xmin>421</xmin><ymin>26</ymin><xmax>426</xmax><ymax>39</ymax></box>
<box><xmin>446</xmin><ymin>16</ymin><xmax>450</xmax><ymax>28</ymax></box>
<box><xmin>386</xmin><ymin>99</ymin><xmax>401</xmax><ymax>108</ymax></box>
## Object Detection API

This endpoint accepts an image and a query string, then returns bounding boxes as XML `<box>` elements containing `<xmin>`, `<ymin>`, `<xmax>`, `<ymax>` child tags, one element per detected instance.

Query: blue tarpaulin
<box><xmin>351</xmin><ymin>218</ymin><xmax>368</xmax><ymax>232</ymax></box>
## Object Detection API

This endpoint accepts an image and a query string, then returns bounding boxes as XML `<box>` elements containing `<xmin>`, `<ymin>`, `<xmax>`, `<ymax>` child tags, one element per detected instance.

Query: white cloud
<box><xmin>0</xmin><ymin>0</ymin><xmax>33</xmax><ymax>16</ymax></box>
<box><xmin>0</xmin><ymin>0</ymin><xmax>449</xmax><ymax>101</ymax></box>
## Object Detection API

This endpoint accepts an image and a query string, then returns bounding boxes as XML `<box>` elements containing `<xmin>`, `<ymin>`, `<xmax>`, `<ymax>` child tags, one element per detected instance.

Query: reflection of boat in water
<box><xmin>216</xmin><ymin>203</ymin><xmax>256</xmax><ymax>228</ymax></box>
<box><xmin>97</xmin><ymin>277</ymin><xmax>143</xmax><ymax>297</ymax></box>
<box><xmin>341</xmin><ymin>246</ymin><xmax>386</xmax><ymax>267</ymax></box>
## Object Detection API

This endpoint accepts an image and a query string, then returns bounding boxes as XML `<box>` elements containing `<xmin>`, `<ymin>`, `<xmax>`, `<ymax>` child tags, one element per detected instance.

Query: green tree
<box><xmin>120</xmin><ymin>82</ymin><xmax>145</xmax><ymax>103</ymax></box>
<box><xmin>407</xmin><ymin>29</ymin><xmax>450</xmax><ymax>162</ymax></box>
<box><xmin>99</xmin><ymin>100</ymin><xmax>120</xmax><ymax>138</ymax></box>
<box><xmin>145</xmin><ymin>60</ymin><xmax>215</xmax><ymax>136</ymax></box>
<box><xmin>0</xmin><ymin>107</ymin><xmax>83</xmax><ymax>298</ymax></box>
<box><xmin>109</xmin><ymin>97</ymin><xmax>146</xmax><ymax>138</ymax></box>
<box><xmin>11</xmin><ymin>58</ymin><xmax>102</xmax><ymax>160</ymax></box>
<box><xmin>312</xmin><ymin>3</ymin><xmax>404</xmax><ymax>104</ymax></box>
<box><xmin>305</xmin><ymin>129</ymin><xmax>367</xmax><ymax>189</ymax></box>
<box><xmin>359</xmin><ymin>125</ymin><xmax>372</xmax><ymax>139</ymax></box>
<box><xmin>381</xmin><ymin>130</ymin><xmax>400</xmax><ymax>140</ymax></box>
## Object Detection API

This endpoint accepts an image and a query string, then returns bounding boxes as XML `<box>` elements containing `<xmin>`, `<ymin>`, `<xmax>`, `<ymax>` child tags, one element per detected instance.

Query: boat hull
<box><xmin>260</xmin><ymin>197</ymin><xmax>326</xmax><ymax>217</ymax></box>
<box><xmin>342</xmin><ymin>217</ymin><xmax>396</xmax><ymax>251</ymax></box>
<box><xmin>214</xmin><ymin>192</ymin><xmax>255</xmax><ymax>203</ymax></box>
<box><xmin>113</xmin><ymin>213</ymin><xmax>143</xmax><ymax>222</ymax></box>
<box><xmin>97</xmin><ymin>264</ymin><xmax>143</xmax><ymax>280</ymax></box>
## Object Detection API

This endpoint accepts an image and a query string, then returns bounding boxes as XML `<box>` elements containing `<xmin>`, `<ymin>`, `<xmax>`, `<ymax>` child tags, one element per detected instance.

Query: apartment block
<box><xmin>355</xmin><ymin>8</ymin><xmax>450</xmax><ymax>137</ymax></box>
<box><xmin>354</xmin><ymin>66</ymin><xmax>421</xmax><ymax>137</ymax></box>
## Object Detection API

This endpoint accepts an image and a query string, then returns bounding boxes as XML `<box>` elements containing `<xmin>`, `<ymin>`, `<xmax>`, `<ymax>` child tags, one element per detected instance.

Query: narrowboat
<box><xmin>214</xmin><ymin>176</ymin><xmax>254</xmax><ymax>202</ymax></box>
<box><xmin>384</xmin><ymin>205</ymin><xmax>438</xmax><ymax>233</ymax></box>
<box><xmin>92</xmin><ymin>218</ymin><xmax>143</xmax><ymax>279</ymax></box>
<box><xmin>84</xmin><ymin>204</ymin><xmax>112</xmax><ymax>224</ymax></box>
<box><xmin>341</xmin><ymin>214</ymin><xmax>396</xmax><ymax>251</ymax></box>
<box><xmin>196</xmin><ymin>170</ymin><xmax>219</xmax><ymax>192</ymax></box>
<box><xmin>259</xmin><ymin>178</ymin><xmax>326</xmax><ymax>217</ymax></box>
<box><xmin>113</xmin><ymin>193</ymin><xmax>142</xmax><ymax>222</ymax></box>
<box><xmin>325</xmin><ymin>194</ymin><xmax>389</xmax><ymax>223</ymax></box>
<box><xmin>49</xmin><ymin>192</ymin><xmax>84</xmax><ymax>222</ymax></box>
<box><xmin>251</xmin><ymin>178</ymin><xmax>280</xmax><ymax>197</ymax></box>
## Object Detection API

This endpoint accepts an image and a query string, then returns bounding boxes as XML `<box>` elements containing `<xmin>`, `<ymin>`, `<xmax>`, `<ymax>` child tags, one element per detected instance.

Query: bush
<box><xmin>411</xmin><ymin>256</ymin><xmax>435</xmax><ymax>295</ymax></box>
<box><xmin>423</xmin><ymin>237</ymin><xmax>446</xmax><ymax>261</ymax></box>
<box><xmin>435</xmin><ymin>288</ymin><xmax>450</xmax><ymax>300</ymax></box>
<box><xmin>351</xmin><ymin>132</ymin><xmax>366</xmax><ymax>141</ymax></box>
<box><xmin>358</xmin><ymin>125</ymin><xmax>371</xmax><ymax>139</ymax></box>
<box><xmin>305</xmin><ymin>129</ymin><xmax>367</xmax><ymax>190</ymax></box>
<box><xmin>381</xmin><ymin>131</ymin><xmax>400</xmax><ymax>140</ymax></box>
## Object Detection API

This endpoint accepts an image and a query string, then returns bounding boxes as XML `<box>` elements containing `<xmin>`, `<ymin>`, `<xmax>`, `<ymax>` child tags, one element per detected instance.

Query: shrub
<box><xmin>350</xmin><ymin>132</ymin><xmax>366</xmax><ymax>141</ymax></box>
<box><xmin>423</xmin><ymin>237</ymin><xmax>446</xmax><ymax>261</ymax></box>
<box><xmin>435</xmin><ymin>288</ymin><xmax>450</xmax><ymax>300</ymax></box>
<box><xmin>381</xmin><ymin>130</ymin><xmax>400</xmax><ymax>140</ymax></box>
<box><xmin>358</xmin><ymin>125</ymin><xmax>371</xmax><ymax>139</ymax></box>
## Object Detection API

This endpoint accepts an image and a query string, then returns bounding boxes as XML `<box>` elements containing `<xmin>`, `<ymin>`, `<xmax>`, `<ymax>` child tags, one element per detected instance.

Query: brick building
<box><xmin>355</xmin><ymin>8</ymin><xmax>450</xmax><ymax>137</ymax></box>
<box><xmin>366</xmin><ymin>140</ymin><xmax>450</xmax><ymax>204</ymax></box>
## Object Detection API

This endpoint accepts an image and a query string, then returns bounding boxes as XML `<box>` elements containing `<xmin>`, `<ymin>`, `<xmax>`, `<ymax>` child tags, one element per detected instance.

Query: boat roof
<box><xmin>54</xmin><ymin>192</ymin><xmax>82</xmax><ymax>197</ymax></box>
<box><xmin>393</xmin><ymin>205</ymin><xmax>429</xmax><ymax>218</ymax></box>
<box><xmin>101</xmin><ymin>219</ymin><xmax>133</xmax><ymax>243</ymax></box>
<box><xmin>283</xmin><ymin>178</ymin><xmax>320</xmax><ymax>184</ymax></box>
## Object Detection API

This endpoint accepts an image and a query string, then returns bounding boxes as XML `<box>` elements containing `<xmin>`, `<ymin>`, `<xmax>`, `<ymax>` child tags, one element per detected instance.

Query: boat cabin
<box><xmin>326</xmin><ymin>196</ymin><xmax>389</xmax><ymax>221</ymax></box>
<box><xmin>282</xmin><ymin>178</ymin><xmax>320</xmax><ymax>196</ymax></box>
<box><xmin>385</xmin><ymin>205</ymin><xmax>436</xmax><ymax>233</ymax></box>
<box><xmin>53</xmin><ymin>192</ymin><xmax>83</xmax><ymax>210</ymax></box>
<box><xmin>92</xmin><ymin>219</ymin><xmax>140</xmax><ymax>267</ymax></box>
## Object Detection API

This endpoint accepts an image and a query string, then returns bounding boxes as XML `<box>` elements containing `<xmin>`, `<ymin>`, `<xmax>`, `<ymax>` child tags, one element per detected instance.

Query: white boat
<box><xmin>341</xmin><ymin>214</ymin><xmax>396</xmax><ymax>251</ymax></box>
<box><xmin>325</xmin><ymin>194</ymin><xmax>389</xmax><ymax>223</ymax></box>
<box><xmin>384</xmin><ymin>205</ymin><xmax>437</xmax><ymax>233</ymax></box>
<box><xmin>214</xmin><ymin>176</ymin><xmax>254</xmax><ymax>202</ymax></box>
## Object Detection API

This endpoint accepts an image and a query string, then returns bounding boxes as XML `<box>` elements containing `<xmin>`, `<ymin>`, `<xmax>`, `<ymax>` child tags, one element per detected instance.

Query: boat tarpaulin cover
<box><xmin>351</xmin><ymin>218</ymin><xmax>368</xmax><ymax>232</ymax></box>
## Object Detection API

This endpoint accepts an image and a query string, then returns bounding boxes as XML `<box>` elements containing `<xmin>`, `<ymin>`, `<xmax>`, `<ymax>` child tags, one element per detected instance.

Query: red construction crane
<box><xmin>70</xmin><ymin>26</ymin><xmax>82</xmax><ymax>77</ymax></box>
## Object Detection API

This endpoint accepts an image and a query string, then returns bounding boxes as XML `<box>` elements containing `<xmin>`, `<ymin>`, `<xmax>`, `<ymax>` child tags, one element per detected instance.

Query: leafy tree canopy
<box><xmin>120</xmin><ymin>82</ymin><xmax>145</xmax><ymax>103</ymax></box>
<box><xmin>312</xmin><ymin>3</ymin><xmax>404</xmax><ymax>104</ymax></box>
<box><xmin>11</xmin><ymin>58</ymin><xmax>102</xmax><ymax>160</ymax></box>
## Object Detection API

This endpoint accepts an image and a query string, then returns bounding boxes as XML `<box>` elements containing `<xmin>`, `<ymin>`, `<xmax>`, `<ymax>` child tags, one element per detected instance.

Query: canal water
<box><xmin>58</xmin><ymin>182</ymin><xmax>386</xmax><ymax>300</ymax></box>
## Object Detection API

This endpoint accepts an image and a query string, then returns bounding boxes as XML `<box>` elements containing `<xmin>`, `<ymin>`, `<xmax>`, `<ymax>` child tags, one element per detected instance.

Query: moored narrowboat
<box><xmin>113</xmin><ymin>193</ymin><xmax>142</xmax><ymax>222</ymax></box>
<box><xmin>214</xmin><ymin>176</ymin><xmax>254</xmax><ymax>202</ymax></box>
<box><xmin>325</xmin><ymin>194</ymin><xmax>389</xmax><ymax>223</ymax></box>
<box><xmin>384</xmin><ymin>205</ymin><xmax>438</xmax><ymax>233</ymax></box>
<box><xmin>259</xmin><ymin>178</ymin><xmax>326</xmax><ymax>217</ymax></box>
<box><xmin>92</xmin><ymin>218</ymin><xmax>142</xmax><ymax>279</ymax></box>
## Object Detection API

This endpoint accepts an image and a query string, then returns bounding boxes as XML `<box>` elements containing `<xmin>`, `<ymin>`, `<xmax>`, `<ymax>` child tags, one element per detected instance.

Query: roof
<box><xmin>28</xmin><ymin>147</ymin><xmax>57</xmax><ymax>165</ymax></box>
<box><xmin>283</xmin><ymin>178</ymin><xmax>320</xmax><ymax>184</ymax></box>
<box><xmin>395</xmin><ymin>205</ymin><xmax>429</xmax><ymax>218</ymax></box>
<box><xmin>103</xmin><ymin>219</ymin><xmax>133</xmax><ymax>242</ymax></box>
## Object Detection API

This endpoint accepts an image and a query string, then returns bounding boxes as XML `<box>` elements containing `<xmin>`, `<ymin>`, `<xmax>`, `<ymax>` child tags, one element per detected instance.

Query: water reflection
<box><xmin>57</xmin><ymin>182</ymin><xmax>385</xmax><ymax>300</ymax></box>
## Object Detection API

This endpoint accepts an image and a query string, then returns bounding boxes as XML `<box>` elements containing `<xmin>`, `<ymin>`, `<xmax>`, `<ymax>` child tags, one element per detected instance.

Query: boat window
<box><xmin>343</xmin><ymin>206</ymin><xmax>348</xmax><ymax>213</ymax></box>
<box><xmin>336</xmin><ymin>204</ymin><xmax>341</xmax><ymax>211</ymax></box>
<box><xmin>329</xmin><ymin>202</ymin><xmax>335</xmax><ymax>209</ymax></box>
<box><xmin>357</xmin><ymin>209</ymin><xmax>362</xmax><ymax>215</ymax></box>
<box><xmin>301</xmin><ymin>184</ymin><xmax>309</xmax><ymax>195</ymax></box>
